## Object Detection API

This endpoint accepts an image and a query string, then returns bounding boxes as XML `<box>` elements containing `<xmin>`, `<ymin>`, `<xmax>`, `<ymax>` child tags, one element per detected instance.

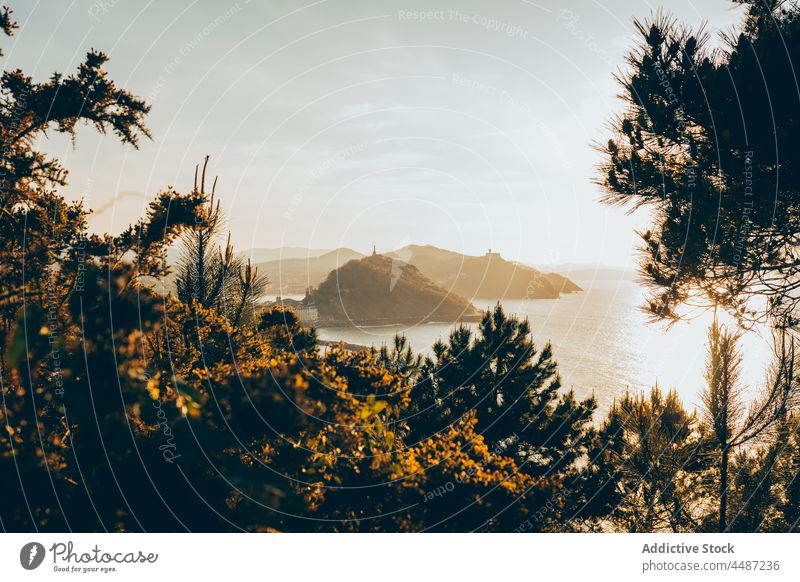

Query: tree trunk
<box><xmin>719</xmin><ymin>444</ymin><xmax>728</xmax><ymax>532</ymax></box>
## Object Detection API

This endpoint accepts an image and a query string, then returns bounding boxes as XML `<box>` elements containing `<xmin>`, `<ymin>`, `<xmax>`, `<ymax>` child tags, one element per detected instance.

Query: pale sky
<box><xmin>4</xmin><ymin>0</ymin><xmax>745</xmax><ymax>266</ymax></box>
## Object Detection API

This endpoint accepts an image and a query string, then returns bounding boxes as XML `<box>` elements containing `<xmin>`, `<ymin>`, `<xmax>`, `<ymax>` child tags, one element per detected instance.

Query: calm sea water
<box><xmin>312</xmin><ymin>280</ymin><xmax>773</xmax><ymax>416</ymax></box>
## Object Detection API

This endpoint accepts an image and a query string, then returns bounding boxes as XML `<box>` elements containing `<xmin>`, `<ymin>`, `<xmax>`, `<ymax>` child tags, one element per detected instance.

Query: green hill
<box><xmin>308</xmin><ymin>254</ymin><xmax>480</xmax><ymax>326</ymax></box>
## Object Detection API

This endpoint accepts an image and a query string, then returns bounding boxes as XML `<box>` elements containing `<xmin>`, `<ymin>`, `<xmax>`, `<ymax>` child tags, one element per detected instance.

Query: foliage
<box><xmin>701</xmin><ymin>319</ymin><xmax>800</xmax><ymax>531</ymax></box>
<box><xmin>174</xmin><ymin>157</ymin><xmax>268</xmax><ymax>329</ymax></box>
<box><xmin>0</xmin><ymin>4</ymin><xmax>203</xmax><ymax>336</ymax></box>
<box><xmin>3</xmin><ymin>1</ymin><xmax>800</xmax><ymax>534</ymax></box>
<box><xmin>597</xmin><ymin>1</ymin><xmax>800</xmax><ymax>327</ymax></box>
<box><xmin>587</xmin><ymin>388</ymin><xmax>708</xmax><ymax>532</ymax></box>
<box><xmin>403</xmin><ymin>304</ymin><xmax>597</xmax><ymax>531</ymax></box>
<box><xmin>258</xmin><ymin>306</ymin><xmax>318</xmax><ymax>354</ymax></box>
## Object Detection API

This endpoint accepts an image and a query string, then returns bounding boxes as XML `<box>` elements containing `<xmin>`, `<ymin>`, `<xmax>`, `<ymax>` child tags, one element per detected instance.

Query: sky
<box><xmin>3</xmin><ymin>0</ymin><xmax>746</xmax><ymax>266</ymax></box>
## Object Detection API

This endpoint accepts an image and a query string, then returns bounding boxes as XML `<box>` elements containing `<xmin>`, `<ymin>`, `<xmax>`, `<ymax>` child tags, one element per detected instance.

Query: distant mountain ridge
<box><xmin>237</xmin><ymin>247</ymin><xmax>331</xmax><ymax>263</ymax></box>
<box><xmin>255</xmin><ymin>248</ymin><xmax>364</xmax><ymax>295</ymax></box>
<box><xmin>252</xmin><ymin>244</ymin><xmax>582</xmax><ymax>300</ymax></box>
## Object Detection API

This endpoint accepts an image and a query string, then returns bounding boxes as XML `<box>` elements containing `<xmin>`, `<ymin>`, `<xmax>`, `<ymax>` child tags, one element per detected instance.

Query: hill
<box><xmin>542</xmin><ymin>272</ymin><xmax>583</xmax><ymax>294</ymax></box>
<box><xmin>238</xmin><ymin>246</ymin><xmax>330</xmax><ymax>263</ymax></box>
<box><xmin>256</xmin><ymin>245</ymin><xmax>582</xmax><ymax>299</ymax></box>
<box><xmin>387</xmin><ymin>245</ymin><xmax>582</xmax><ymax>299</ymax></box>
<box><xmin>308</xmin><ymin>254</ymin><xmax>480</xmax><ymax>326</ymax></box>
<box><xmin>162</xmin><ymin>245</ymin><xmax>334</xmax><ymax>293</ymax></box>
<box><xmin>255</xmin><ymin>248</ymin><xmax>364</xmax><ymax>295</ymax></box>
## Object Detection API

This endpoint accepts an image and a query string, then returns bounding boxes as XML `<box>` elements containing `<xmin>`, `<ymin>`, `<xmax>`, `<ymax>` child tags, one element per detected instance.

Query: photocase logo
<box><xmin>20</xmin><ymin>542</ymin><xmax>46</xmax><ymax>570</ymax></box>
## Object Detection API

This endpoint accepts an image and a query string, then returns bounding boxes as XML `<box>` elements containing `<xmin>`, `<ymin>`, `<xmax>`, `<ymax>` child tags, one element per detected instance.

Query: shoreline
<box><xmin>314</xmin><ymin>314</ymin><xmax>483</xmax><ymax>328</ymax></box>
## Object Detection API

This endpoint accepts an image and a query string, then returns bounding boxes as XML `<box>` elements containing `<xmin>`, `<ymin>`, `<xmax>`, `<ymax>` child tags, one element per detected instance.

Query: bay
<box><xmin>313</xmin><ymin>279</ymin><xmax>773</xmax><ymax>415</ymax></box>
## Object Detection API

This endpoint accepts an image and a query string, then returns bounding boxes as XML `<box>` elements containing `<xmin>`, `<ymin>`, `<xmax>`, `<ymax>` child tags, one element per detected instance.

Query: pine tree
<box><xmin>701</xmin><ymin>320</ymin><xmax>799</xmax><ymax>531</ymax></box>
<box><xmin>410</xmin><ymin>304</ymin><xmax>596</xmax><ymax>529</ymax></box>
<box><xmin>586</xmin><ymin>388</ymin><xmax>707</xmax><ymax>532</ymax></box>
<box><xmin>597</xmin><ymin>2</ymin><xmax>800</xmax><ymax>327</ymax></box>
<box><xmin>174</xmin><ymin>156</ymin><xmax>268</xmax><ymax>329</ymax></box>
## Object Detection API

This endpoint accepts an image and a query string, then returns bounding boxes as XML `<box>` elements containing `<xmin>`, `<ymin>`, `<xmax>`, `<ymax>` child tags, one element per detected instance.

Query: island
<box><xmin>254</xmin><ymin>245</ymin><xmax>581</xmax><ymax>299</ymax></box>
<box><xmin>304</xmin><ymin>253</ymin><xmax>482</xmax><ymax>327</ymax></box>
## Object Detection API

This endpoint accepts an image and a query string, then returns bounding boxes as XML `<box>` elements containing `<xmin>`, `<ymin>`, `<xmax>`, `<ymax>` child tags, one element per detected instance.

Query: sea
<box><xmin>301</xmin><ymin>279</ymin><xmax>774</xmax><ymax>417</ymax></box>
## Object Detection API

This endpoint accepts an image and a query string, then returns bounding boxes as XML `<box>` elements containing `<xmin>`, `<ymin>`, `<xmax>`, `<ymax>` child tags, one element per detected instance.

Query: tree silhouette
<box><xmin>174</xmin><ymin>156</ymin><xmax>268</xmax><ymax>329</ymax></box>
<box><xmin>410</xmin><ymin>304</ymin><xmax>596</xmax><ymax>530</ymax></box>
<box><xmin>594</xmin><ymin>388</ymin><xmax>707</xmax><ymax>532</ymax></box>
<box><xmin>0</xmin><ymin>5</ymin><xmax>203</xmax><ymax>339</ymax></box>
<box><xmin>597</xmin><ymin>2</ymin><xmax>800</xmax><ymax>327</ymax></box>
<box><xmin>701</xmin><ymin>318</ymin><xmax>799</xmax><ymax>531</ymax></box>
